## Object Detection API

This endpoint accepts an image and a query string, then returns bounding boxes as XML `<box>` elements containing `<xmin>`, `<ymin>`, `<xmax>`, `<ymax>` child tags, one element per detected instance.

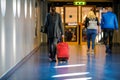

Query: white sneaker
<box><xmin>87</xmin><ymin>49</ymin><xmax>90</xmax><ymax>54</ymax></box>
<box><xmin>91</xmin><ymin>50</ymin><xmax>94</xmax><ymax>55</ymax></box>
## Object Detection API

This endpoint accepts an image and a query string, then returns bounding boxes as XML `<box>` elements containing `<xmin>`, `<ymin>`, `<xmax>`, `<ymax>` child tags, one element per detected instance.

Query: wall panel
<box><xmin>0</xmin><ymin>0</ymin><xmax>38</xmax><ymax>78</ymax></box>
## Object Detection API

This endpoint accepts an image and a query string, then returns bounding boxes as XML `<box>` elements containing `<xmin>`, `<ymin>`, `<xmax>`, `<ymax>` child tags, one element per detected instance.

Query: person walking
<box><xmin>84</xmin><ymin>11</ymin><xmax>100</xmax><ymax>54</ymax></box>
<box><xmin>101</xmin><ymin>7</ymin><xmax>118</xmax><ymax>54</ymax></box>
<box><xmin>43</xmin><ymin>5</ymin><xmax>64</xmax><ymax>62</ymax></box>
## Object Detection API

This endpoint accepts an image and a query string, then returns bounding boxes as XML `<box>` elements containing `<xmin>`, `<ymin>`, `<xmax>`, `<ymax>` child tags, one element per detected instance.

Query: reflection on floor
<box><xmin>6</xmin><ymin>44</ymin><xmax>120</xmax><ymax>80</ymax></box>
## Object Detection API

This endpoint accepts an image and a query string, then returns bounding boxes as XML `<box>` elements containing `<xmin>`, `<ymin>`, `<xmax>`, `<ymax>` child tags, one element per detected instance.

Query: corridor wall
<box><xmin>0</xmin><ymin>0</ymin><xmax>40</xmax><ymax>78</ymax></box>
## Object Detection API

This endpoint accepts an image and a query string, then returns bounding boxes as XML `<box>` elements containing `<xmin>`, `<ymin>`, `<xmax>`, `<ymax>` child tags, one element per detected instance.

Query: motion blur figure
<box><xmin>44</xmin><ymin>5</ymin><xmax>64</xmax><ymax>62</ymax></box>
<box><xmin>84</xmin><ymin>11</ymin><xmax>100</xmax><ymax>54</ymax></box>
<box><xmin>101</xmin><ymin>7</ymin><xmax>118</xmax><ymax>54</ymax></box>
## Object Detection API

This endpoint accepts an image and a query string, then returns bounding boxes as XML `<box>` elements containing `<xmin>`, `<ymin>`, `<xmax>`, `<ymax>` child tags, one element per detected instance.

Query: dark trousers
<box><xmin>48</xmin><ymin>38</ymin><xmax>58</xmax><ymax>59</ymax></box>
<box><xmin>103</xmin><ymin>29</ymin><xmax>114</xmax><ymax>50</ymax></box>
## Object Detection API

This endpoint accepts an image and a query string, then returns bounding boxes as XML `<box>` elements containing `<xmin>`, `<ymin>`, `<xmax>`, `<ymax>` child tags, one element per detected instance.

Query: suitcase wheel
<box><xmin>58</xmin><ymin>58</ymin><xmax>68</xmax><ymax>61</ymax></box>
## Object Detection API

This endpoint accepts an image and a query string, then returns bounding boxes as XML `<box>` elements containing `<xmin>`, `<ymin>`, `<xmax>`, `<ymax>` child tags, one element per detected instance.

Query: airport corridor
<box><xmin>6</xmin><ymin>44</ymin><xmax>120</xmax><ymax>80</ymax></box>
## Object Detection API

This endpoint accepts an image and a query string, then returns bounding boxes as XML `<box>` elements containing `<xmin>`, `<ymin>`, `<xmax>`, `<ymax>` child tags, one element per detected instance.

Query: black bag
<box><xmin>40</xmin><ymin>26</ymin><xmax>47</xmax><ymax>33</ymax></box>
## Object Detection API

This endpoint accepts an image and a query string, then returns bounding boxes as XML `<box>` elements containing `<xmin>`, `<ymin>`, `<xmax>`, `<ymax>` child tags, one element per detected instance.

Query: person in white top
<box><xmin>84</xmin><ymin>11</ymin><xmax>100</xmax><ymax>54</ymax></box>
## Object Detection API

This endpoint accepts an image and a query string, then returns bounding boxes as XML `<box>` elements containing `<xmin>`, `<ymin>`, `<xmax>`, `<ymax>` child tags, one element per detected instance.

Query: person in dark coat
<box><xmin>101</xmin><ymin>7</ymin><xmax>118</xmax><ymax>54</ymax></box>
<box><xmin>44</xmin><ymin>5</ymin><xmax>64</xmax><ymax>62</ymax></box>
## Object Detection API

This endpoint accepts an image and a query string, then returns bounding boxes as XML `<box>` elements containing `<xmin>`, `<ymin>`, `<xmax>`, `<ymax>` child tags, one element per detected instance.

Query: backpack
<box><xmin>84</xmin><ymin>17</ymin><xmax>99</xmax><ymax>28</ymax></box>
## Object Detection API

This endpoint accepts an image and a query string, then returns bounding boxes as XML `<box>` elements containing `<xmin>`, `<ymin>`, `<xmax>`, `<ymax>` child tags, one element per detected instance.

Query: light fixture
<box><xmin>30</xmin><ymin>0</ymin><xmax>32</xmax><ymax>18</ymax></box>
<box><xmin>52</xmin><ymin>72</ymin><xmax>89</xmax><ymax>78</ymax></box>
<box><xmin>13</xmin><ymin>0</ymin><xmax>16</xmax><ymax>17</ymax></box>
<box><xmin>25</xmin><ymin>0</ymin><xmax>27</xmax><ymax>18</ymax></box>
<box><xmin>17</xmin><ymin>0</ymin><xmax>21</xmax><ymax>18</ymax></box>
<box><xmin>65</xmin><ymin>77</ymin><xmax>92</xmax><ymax>80</ymax></box>
<box><xmin>1</xmin><ymin>0</ymin><xmax>6</xmax><ymax>17</ymax></box>
<box><xmin>54</xmin><ymin>64</ymin><xmax>86</xmax><ymax>68</ymax></box>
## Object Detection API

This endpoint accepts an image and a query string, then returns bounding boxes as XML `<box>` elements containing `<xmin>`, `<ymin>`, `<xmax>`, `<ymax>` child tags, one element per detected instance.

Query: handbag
<box><xmin>40</xmin><ymin>26</ymin><xmax>47</xmax><ymax>33</ymax></box>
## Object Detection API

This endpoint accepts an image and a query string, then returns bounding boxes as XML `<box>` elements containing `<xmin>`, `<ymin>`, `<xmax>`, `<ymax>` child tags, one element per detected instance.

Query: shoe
<box><xmin>106</xmin><ymin>47</ymin><xmax>112</xmax><ymax>55</ymax></box>
<box><xmin>108</xmin><ymin>49</ymin><xmax>112</xmax><ymax>54</ymax></box>
<box><xmin>91</xmin><ymin>50</ymin><xmax>94</xmax><ymax>55</ymax></box>
<box><xmin>106</xmin><ymin>51</ymin><xmax>112</xmax><ymax>56</ymax></box>
<box><xmin>87</xmin><ymin>49</ymin><xmax>90</xmax><ymax>54</ymax></box>
<box><xmin>48</xmin><ymin>53</ymin><xmax>52</xmax><ymax>58</ymax></box>
<box><xmin>105</xmin><ymin>45</ymin><xmax>109</xmax><ymax>53</ymax></box>
<box><xmin>49</xmin><ymin>57</ymin><xmax>52</xmax><ymax>62</ymax></box>
<box><xmin>50</xmin><ymin>58</ymin><xmax>56</xmax><ymax>62</ymax></box>
<box><xmin>52</xmin><ymin>59</ymin><xmax>56</xmax><ymax>62</ymax></box>
<box><xmin>49</xmin><ymin>58</ymin><xmax>56</xmax><ymax>62</ymax></box>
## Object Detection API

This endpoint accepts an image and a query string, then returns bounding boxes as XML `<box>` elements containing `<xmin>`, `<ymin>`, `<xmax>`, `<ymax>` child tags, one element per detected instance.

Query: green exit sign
<box><xmin>73</xmin><ymin>1</ymin><xmax>86</xmax><ymax>5</ymax></box>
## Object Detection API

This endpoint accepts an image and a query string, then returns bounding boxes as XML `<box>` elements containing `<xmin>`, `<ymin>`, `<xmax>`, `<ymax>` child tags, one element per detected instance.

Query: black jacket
<box><xmin>84</xmin><ymin>17</ymin><xmax>99</xmax><ymax>28</ymax></box>
<box><xmin>44</xmin><ymin>12</ymin><xmax>64</xmax><ymax>38</ymax></box>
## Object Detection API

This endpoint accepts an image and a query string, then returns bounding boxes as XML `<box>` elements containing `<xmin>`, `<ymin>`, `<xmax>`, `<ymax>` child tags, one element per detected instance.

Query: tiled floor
<box><xmin>6</xmin><ymin>44</ymin><xmax>120</xmax><ymax>80</ymax></box>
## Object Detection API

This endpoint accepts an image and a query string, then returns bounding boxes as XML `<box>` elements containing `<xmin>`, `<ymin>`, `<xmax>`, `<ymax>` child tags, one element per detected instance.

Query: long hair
<box><xmin>87</xmin><ymin>11</ymin><xmax>96</xmax><ymax>19</ymax></box>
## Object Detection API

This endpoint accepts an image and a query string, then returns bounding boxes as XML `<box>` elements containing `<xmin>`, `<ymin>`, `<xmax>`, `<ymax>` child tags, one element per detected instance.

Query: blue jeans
<box><xmin>87</xmin><ymin>29</ymin><xmax>97</xmax><ymax>50</ymax></box>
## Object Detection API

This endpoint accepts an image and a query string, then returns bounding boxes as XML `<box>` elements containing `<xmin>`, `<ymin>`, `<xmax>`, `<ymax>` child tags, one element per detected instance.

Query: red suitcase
<box><xmin>57</xmin><ymin>42</ymin><xmax>69</xmax><ymax>61</ymax></box>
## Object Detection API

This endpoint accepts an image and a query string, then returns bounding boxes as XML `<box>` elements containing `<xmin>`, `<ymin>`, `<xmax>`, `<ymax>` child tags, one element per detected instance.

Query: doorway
<box><xmin>56</xmin><ymin>5</ymin><xmax>96</xmax><ymax>45</ymax></box>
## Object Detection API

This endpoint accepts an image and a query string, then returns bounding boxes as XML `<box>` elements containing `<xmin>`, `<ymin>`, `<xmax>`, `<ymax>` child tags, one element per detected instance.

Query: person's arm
<box><xmin>41</xmin><ymin>14</ymin><xmax>49</xmax><ymax>33</ymax></box>
<box><xmin>96</xmin><ymin>17</ymin><xmax>101</xmax><ymax>33</ymax></box>
<box><xmin>114</xmin><ymin>14</ymin><xmax>118</xmax><ymax>30</ymax></box>
<box><xmin>58</xmin><ymin>14</ymin><xmax>64</xmax><ymax>38</ymax></box>
<box><xmin>44</xmin><ymin>14</ymin><xmax>49</xmax><ymax>28</ymax></box>
<box><xmin>84</xmin><ymin>17</ymin><xmax>88</xmax><ymax>28</ymax></box>
<box><xmin>100</xmin><ymin>15</ymin><xmax>104</xmax><ymax>29</ymax></box>
<box><xmin>42</xmin><ymin>14</ymin><xmax>49</xmax><ymax>33</ymax></box>
<box><xmin>96</xmin><ymin>17</ymin><xmax>100</xmax><ymax>26</ymax></box>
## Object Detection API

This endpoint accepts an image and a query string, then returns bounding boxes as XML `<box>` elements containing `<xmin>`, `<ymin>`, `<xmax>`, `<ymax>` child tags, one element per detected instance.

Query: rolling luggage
<box><xmin>57</xmin><ymin>42</ymin><xmax>69</xmax><ymax>61</ymax></box>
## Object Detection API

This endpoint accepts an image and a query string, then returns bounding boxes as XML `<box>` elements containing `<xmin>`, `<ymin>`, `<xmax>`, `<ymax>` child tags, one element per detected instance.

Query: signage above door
<box><xmin>73</xmin><ymin>0</ymin><xmax>86</xmax><ymax>5</ymax></box>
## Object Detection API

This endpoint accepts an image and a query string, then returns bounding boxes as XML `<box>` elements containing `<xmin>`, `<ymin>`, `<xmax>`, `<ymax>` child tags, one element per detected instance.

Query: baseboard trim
<box><xmin>0</xmin><ymin>47</ymin><xmax>39</xmax><ymax>80</ymax></box>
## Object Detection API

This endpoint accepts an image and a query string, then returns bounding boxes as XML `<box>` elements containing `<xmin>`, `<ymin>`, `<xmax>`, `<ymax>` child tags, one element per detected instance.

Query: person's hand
<box><xmin>97</xmin><ymin>29</ymin><xmax>100</xmax><ymax>34</ymax></box>
<box><xmin>97</xmin><ymin>28</ymin><xmax>101</xmax><ymax>34</ymax></box>
<box><xmin>97</xmin><ymin>31</ymin><xmax>99</xmax><ymax>34</ymax></box>
<box><xmin>60</xmin><ymin>35</ymin><xmax>64</xmax><ymax>42</ymax></box>
<box><xmin>61</xmin><ymin>35</ymin><xmax>64</xmax><ymax>38</ymax></box>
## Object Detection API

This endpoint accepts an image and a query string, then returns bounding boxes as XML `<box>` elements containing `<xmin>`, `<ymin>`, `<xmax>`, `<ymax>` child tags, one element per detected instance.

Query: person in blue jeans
<box><xmin>101</xmin><ymin>7</ymin><xmax>118</xmax><ymax>54</ymax></box>
<box><xmin>84</xmin><ymin>11</ymin><xmax>100</xmax><ymax>54</ymax></box>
